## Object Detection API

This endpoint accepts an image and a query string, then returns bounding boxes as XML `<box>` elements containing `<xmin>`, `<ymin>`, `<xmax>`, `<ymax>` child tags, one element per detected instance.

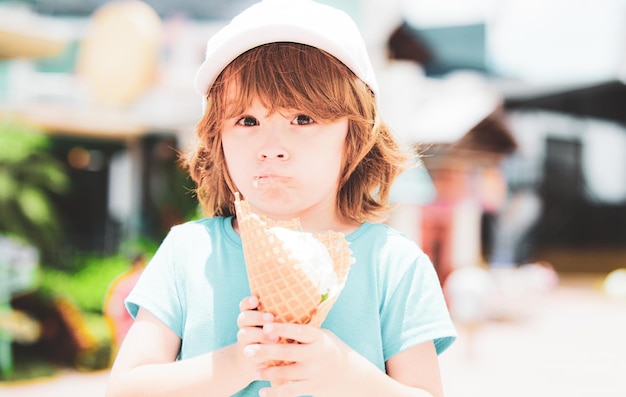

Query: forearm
<box><xmin>339</xmin><ymin>351</ymin><xmax>436</xmax><ymax>397</ymax></box>
<box><xmin>354</xmin><ymin>374</ymin><xmax>435</xmax><ymax>397</ymax></box>
<box><xmin>106</xmin><ymin>344</ymin><xmax>253</xmax><ymax>397</ymax></box>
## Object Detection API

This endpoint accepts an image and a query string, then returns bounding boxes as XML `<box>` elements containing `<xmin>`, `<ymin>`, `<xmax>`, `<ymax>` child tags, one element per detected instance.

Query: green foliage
<box><xmin>0</xmin><ymin>117</ymin><xmax>69</xmax><ymax>258</ymax></box>
<box><xmin>76</xmin><ymin>312</ymin><xmax>113</xmax><ymax>371</ymax></box>
<box><xmin>4</xmin><ymin>250</ymin><xmax>137</xmax><ymax>380</ymax></box>
<box><xmin>39</xmin><ymin>255</ymin><xmax>130</xmax><ymax>314</ymax></box>
<box><xmin>0</xmin><ymin>349</ymin><xmax>57</xmax><ymax>382</ymax></box>
<box><xmin>33</xmin><ymin>247</ymin><xmax>157</xmax><ymax>372</ymax></box>
<box><xmin>118</xmin><ymin>237</ymin><xmax>159</xmax><ymax>262</ymax></box>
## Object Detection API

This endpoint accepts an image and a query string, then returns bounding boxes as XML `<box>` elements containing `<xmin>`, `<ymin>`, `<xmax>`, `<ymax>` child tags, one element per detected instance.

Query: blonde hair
<box><xmin>184</xmin><ymin>42</ymin><xmax>411</xmax><ymax>222</ymax></box>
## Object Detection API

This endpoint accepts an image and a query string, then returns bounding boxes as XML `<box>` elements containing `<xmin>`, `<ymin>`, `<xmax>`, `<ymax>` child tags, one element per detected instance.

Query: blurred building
<box><xmin>2</xmin><ymin>0</ymin><xmax>625</xmax><ymax>274</ymax></box>
<box><xmin>0</xmin><ymin>0</ymin><xmax>202</xmax><ymax>260</ymax></box>
<box><xmin>380</xmin><ymin>0</ymin><xmax>626</xmax><ymax>275</ymax></box>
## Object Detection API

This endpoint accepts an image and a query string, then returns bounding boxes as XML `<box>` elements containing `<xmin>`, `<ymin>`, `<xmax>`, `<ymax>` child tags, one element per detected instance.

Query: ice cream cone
<box><xmin>234</xmin><ymin>193</ymin><xmax>353</xmax><ymax>371</ymax></box>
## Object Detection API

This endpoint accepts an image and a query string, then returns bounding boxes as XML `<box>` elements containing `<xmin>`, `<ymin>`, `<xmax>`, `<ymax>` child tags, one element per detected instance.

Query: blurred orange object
<box><xmin>0</xmin><ymin>27</ymin><xmax>66</xmax><ymax>59</ymax></box>
<box><xmin>76</xmin><ymin>0</ymin><xmax>163</xmax><ymax>105</ymax></box>
<box><xmin>104</xmin><ymin>254</ymin><xmax>146</xmax><ymax>354</ymax></box>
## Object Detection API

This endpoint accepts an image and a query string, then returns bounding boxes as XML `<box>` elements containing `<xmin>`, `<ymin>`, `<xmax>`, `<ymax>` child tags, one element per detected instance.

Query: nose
<box><xmin>258</xmin><ymin>147</ymin><xmax>289</xmax><ymax>160</ymax></box>
<box><xmin>257</xmin><ymin>126</ymin><xmax>290</xmax><ymax>160</ymax></box>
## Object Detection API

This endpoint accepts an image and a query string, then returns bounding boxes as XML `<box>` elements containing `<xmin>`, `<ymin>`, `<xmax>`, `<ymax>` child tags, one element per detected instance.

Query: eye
<box><xmin>236</xmin><ymin>116</ymin><xmax>259</xmax><ymax>127</ymax></box>
<box><xmin>291</xmin><ymin>114</ymin><xmax>314</xmax><ymax>126</ymax></box>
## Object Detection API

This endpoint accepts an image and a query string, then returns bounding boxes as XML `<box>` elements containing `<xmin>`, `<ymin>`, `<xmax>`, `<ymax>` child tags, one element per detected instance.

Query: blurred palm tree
<box><xmin>0</xmin><ymin>117</ymin><xmax>69</xmax><ymax>259</ymax></box>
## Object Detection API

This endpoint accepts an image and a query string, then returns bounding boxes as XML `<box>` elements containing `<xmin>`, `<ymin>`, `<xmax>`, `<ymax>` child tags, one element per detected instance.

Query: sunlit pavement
<box><xmin>439</xmin><ymin>274</ymin><xmax>626</xmax><ymax>397</ymax></box>
<box><xmin>1</xmin><ymin>274</ymin><xmax>624</xmax><ymax>397</ymax></box>
<box><xmin>0</xmin><ymin>369</ymin><xmax>110</xmax><ymax>397</ymax></box>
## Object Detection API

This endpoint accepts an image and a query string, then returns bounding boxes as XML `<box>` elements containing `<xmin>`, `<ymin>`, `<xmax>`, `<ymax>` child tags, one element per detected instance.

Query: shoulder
<box><xmin>155</xmin><ymin>216</ymin><xmax>239</xmax><ymax>260</ymax></box>
<box><xmin>350</xmin><ymin>222</ymin><xmax>426</xmax><ymax>260</ymax></box>
<box><xmin>348</xmin><ymin>222</ymin><xmax>433</xmax><ymax>281</ymax></box>
<box><xmin>169</xmin><ymin>216</ymin><xmax>228</xmax><ymax>235</ymax></box>
<box><xmin>167</xmin><ymin>216</ymin><xmax>235</xmax><ymax>243</ymax></box>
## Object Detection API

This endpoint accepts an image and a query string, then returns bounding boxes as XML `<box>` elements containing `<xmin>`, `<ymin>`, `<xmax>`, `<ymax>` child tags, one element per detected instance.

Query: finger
<box><xmin>237</xmin><ymin>320</ymin><xmax>280</xmax><ymax>345</ymax></box>
<box><xmin>239</xmin><ymin>295</ymin><xmax>259</xmax><ymax>311</ymax></box>
<box><xmin>263</xmin><ymin>322</ymin><xmax>316</xmax><ymax>344</ymax></box>
<box><xmin>247</xmin><ymin>339</ymin><xmax>310</xmax><ymax>365</ymax></box>
<box><xmin>237</xmin><ymin>310</ymin><xmax>274</xmax><ymax>328</ymax></box>
<box><xmin>241</xmin><ymin>345</ymin><xmax>275</xmax><ymax>370</ymax></box>
<box><xmin>259</xmin><ymin>362</ymin><xmax>308</xmax><ymax>385</ymax></box>
<box><xmin>237</xmin><ymin>296</ymin><xmax>274</xmax><ymax>328</ymax></box>
<box><xmin>237</xmin><ymin>326</ymin><xmax>268</xmax><ymax>345</ymax></box>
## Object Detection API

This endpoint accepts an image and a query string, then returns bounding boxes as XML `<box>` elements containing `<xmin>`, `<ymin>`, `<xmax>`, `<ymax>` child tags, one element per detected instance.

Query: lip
<box><xmin>252</xmin><ymin>174</ymin><xmax>287</xmax><ymax>189</ymax></box>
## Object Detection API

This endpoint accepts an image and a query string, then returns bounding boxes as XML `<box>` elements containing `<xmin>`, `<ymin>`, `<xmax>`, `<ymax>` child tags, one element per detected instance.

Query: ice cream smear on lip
<box><xmin>252</xmin><ymin>176</ymin><xmax>280</xmax><ymax>189</ymax></box>
<box><xmin>268</xmin><ymin>226</ymin><xmax>339</xmax><ymax>301</ymax></box>
<box><xmin>252</xmin><ymin>176</ymin><xmax>269</xmax><ymax>189</ymax></box>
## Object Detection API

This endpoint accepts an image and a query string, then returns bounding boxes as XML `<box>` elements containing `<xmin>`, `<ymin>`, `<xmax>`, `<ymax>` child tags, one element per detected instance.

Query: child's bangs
<box><xmin>220</xmin><ymin>43</ymin><xmax>360</xmax><ymax>122</ymax></box>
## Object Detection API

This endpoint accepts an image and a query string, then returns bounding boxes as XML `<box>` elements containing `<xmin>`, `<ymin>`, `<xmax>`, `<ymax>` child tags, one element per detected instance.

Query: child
<box><xmin>106</xmin><ymin>1</ymin><xmax>456</xmax><ymax>396</ymax></box>
<box><xmin>103</xmin><ymin>254</ymin><xmax>147</xmax><ymax>356</ymax></box>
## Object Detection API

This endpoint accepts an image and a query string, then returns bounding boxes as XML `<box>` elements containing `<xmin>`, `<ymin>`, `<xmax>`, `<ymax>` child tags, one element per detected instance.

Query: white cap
<box><xmin>193</xmin><ymin>0</ymin><xmax>379</xmax><ymax>102</ymax></box>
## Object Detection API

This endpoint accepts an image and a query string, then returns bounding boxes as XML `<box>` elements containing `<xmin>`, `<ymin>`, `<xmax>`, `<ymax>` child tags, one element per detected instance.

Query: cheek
<box><xmin>222</xmin><ymin>132</ymin><xmax>252</xmax><ymax>163</ymax></box>
<box><xmin>319</xmin><ymin>141</ymin><xmax>345</xmax><ymax>172</ymax></box>
<box><xmin>326</xmin><ymin>123</ymin><xmax>349</xmax><ymax>170</ymax></box>
<box><xmin>307</xmin><ymin>129</ymin><xmax>347</xmax><ymax>180</ymax></box>
<box><xmin>221</xmin><ymin>137</ymin><xmax>236</xmax><ymax>163</ymax></box>
<box><xmin>221</xmin><ymin>136</ymin><xmax>248</xmax><ymax>180</ymax></box>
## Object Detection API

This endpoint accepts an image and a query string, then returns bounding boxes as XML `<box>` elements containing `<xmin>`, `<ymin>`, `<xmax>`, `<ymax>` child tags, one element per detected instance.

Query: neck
<box><xmin>233</xmin><ymin>208</ymin><xmax>361</xmax><ymax>236</ymax></box>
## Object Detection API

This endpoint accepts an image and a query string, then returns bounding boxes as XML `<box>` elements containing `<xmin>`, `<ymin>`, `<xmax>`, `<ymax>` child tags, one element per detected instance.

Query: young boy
<box><xmin>106</xmin><ymin>1</ymin><xmax>456</xmax><ymax>396</ymax></box>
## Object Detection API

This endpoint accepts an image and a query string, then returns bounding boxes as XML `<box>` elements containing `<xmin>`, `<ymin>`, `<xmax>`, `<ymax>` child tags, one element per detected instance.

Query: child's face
<box><xmin>222</xmin><ymin>97</ymin><xmax>348</xmax><ymax>219</ymax></box>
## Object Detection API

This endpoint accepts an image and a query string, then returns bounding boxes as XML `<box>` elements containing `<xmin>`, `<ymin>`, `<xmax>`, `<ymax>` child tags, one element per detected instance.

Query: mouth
<box><xmin>252</xmin><ymin>175</ymin><xmax>285</xmax><ymax>189</ymax></box>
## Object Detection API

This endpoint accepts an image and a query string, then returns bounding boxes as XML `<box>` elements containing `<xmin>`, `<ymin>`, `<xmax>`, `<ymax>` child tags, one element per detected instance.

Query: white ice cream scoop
<box><xmin>268</xmin><ymin>226</ymin><xmax>339</xmax><ymax>301</ymax></box>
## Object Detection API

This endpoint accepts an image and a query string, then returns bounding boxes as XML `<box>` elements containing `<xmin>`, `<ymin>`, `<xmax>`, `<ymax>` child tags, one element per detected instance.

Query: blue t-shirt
<box><xmin>126</xmin><ymin>216</ymin><xmax>456</xmax><ymax>396</ymax></box>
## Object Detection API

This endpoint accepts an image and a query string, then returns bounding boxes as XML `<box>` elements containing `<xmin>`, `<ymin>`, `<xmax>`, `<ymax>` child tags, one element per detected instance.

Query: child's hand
<box><xmin>250</xmin><ymin>322</ymin><xmax>358</xmax><ymax>397</ymax></box>
<box><xmin>236</xmin><ymin>296</ymin><xmax>277</xmax><ymax>383</ymax></box>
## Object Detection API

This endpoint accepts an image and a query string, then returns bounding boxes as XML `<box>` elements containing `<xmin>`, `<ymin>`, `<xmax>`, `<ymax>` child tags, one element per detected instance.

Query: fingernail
<box><xmin>262</xmin><ymin>313</ymin><xmax>274</xmax><ymax>322</ymax></box>
<box><xmin>243</xmin><ymin>345</ymin><xmax>257</xmax><ymax>358</ymax></box>
<box><xmin>263</xmin><ymin>323</ymin><xmax>274</xmax><ymax>333</ymax></box>
<box><xmin>259</xmin><ymin>388</ymin><xmax>268</xmax><ymax>397</ymax></box>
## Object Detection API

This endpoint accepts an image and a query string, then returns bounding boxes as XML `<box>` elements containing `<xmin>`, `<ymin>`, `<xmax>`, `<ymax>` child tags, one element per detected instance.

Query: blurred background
<box><xmin>0</xmin><ymin>0</ymin><xmax>625</xmax><ymax>396</ymax></box>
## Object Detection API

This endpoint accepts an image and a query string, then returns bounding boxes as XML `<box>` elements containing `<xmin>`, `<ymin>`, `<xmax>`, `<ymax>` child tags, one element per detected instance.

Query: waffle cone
<box><xmin>234</xmin><ymin>193</ymin><xmax>353</xmax><ymax>374</ymax></box>
<box><xmin>235</xmin><ymin>193</ymin><xmax>353</xmax><ymax>326</ymax></box>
